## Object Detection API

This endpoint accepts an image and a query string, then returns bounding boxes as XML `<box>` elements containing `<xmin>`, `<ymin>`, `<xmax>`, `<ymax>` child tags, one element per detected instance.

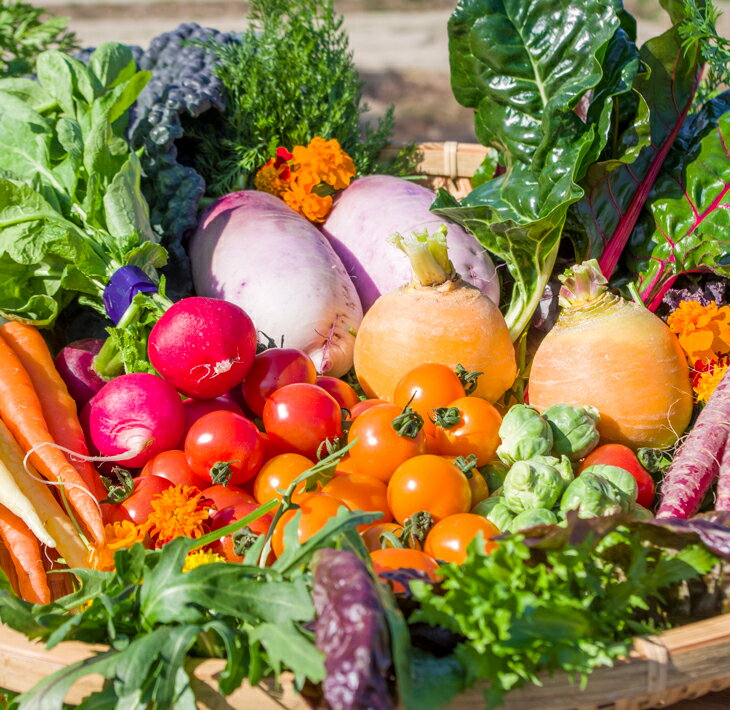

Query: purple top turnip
<box><xmin>54</xmin><ymin>339</ymin><xmax>107</xmax><ymax>410</ymax></box>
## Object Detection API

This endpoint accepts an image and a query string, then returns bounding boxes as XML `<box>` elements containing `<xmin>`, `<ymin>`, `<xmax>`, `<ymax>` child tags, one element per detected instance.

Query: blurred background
<box><xmin>30</xmin><ymin>0</ymin><xmax>730</xmax><ymax>143</ymax></box>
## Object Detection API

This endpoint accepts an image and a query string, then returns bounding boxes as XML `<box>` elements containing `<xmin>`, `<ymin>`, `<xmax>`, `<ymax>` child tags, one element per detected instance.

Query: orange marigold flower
<box><xmin>667</xmin><ymin>300</ymin><xmax>730</xmax><ymax>364</ymax></box>
<box><xmin>292</xmin><ymin>137</ymin><xmax>355</xmax><ymax>191</ymax></box>
<box><xmin>283</xmin><ymin>184</ymin><xmax>333</xmax><ymax>223</ymax></box>
<box><xmin>695</xmin><ymin>361</ymin><xmax>729</xmax><ymax>404</ymax></box>
<box><xmin>88</xmin><ymin>521</ymin><xmax>146</xmax><ymax>571</ymax></box>
<box><xmin>145</xmin><ymin>485</ymin><xmax>212</xmax><ymax>547</ymax></box>
<box><xmin>255</xmin><ymin>146</ymin><xmax>294</xmax><ymax>197</ymax></box>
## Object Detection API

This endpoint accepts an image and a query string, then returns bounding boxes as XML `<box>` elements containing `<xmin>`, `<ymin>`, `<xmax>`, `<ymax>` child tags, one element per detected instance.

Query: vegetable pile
<box><xmin>0</xmin><ymin>0</ymin><xmax>729</xmax><ymax>709</ymax></box>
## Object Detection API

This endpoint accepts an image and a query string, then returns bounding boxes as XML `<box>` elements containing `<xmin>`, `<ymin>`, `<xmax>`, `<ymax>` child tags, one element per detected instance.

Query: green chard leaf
<box><xmin>432</xmin><ymin>0</ymin><xmax>623</xmax><ymax>340</ymax></box>
<box><xmin>627</xmin><ymin>92</ymin><xmax>730</xmax><ymax>308</ymax></box>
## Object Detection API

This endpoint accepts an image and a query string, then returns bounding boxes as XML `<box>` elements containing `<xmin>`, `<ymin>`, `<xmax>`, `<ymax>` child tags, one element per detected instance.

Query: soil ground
<box><xmin>36</xmin><ymin>0</ymin><xmax>730</xmax><ymax>143</ymax></box>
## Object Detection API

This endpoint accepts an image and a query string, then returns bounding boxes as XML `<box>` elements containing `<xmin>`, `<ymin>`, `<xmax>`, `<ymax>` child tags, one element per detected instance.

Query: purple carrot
<box><xmin>657</xmin><ymin>368</ymin><xmax>730</xmax><ymax>519</ymax></box>
<box><xmin>715</xmin><ymin>441</ymin><xmax>730</xmax><ymax>512</ymax></box>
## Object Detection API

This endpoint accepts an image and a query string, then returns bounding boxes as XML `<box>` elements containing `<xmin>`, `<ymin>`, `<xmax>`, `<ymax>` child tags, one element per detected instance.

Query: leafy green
<box><xmin>0</xmin><ymin>0</ymin><xmax>79</xmax><ymax>78</ymax></box>
<box><xmin>627</xmin><ymin>92</ymin><xmax>730</xmax><ymax>309</ymax></box>
<box><xmin>432</xmin><ymin>0</ymin><xmax>626</xmax><ymax>341</ymax></box>
<box><xmin>184</xmin><ymin>0</ymin><xmax>416</xmax><ymax>196</ymax></box>
<box><xmin>410</xmin><ymin>515</ymin><xmax>719</xmax><ymax>708</ymax></box>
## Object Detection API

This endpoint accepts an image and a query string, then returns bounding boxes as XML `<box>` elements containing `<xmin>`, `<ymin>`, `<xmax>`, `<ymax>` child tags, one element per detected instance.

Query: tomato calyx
<box><xmin>100</xmin><ymin>468</ymin><xmax>135</xmax><ymax>504</ymax></box>
<box><xmin>455</xmin><ymin>363</ymin><xmax>482</xmax><ymax>395</ymax></box>
<box><xmin>255</xmin><ymin>331</ymin><xmax>284</xmax><ymax>353</ymax></box>
<box><xmin>210</xmin><ymin>460</ymin><xmax>241</xmax><ymax>486</ymax></box>
<box><xmin>402</xmin><ymin>510</ymin><xmax>434</xmax><ymax>546</ymax></box>
<box><xmin>453</xmin><ymin>454</ymin><xmax>479</xmax><ymax>478</ymax></box>
<box><xmin>391</xmin><ymin>406</ymin><xmax>424</xmax><ymax>439</ymax></box>
<box><xmin>431</xmin><ymin>406</ymin><xmax>461</xmax><ymax>429</ymax></box>
<box><xmin>233</xmin><ymin>526</ymin><xmax>260</xmax><ymax>556</ymax></box>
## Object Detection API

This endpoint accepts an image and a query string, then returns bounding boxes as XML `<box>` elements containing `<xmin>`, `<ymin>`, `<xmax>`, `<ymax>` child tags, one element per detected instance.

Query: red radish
<box><xmin>88</xmin><ymin>373</ymin><xmax>185</xmax><ymax>468</ymax></box>
<box><xmin>182</xmin><ymin>395</ymin><xmax>244</xmax><ymax>435</ymax></box>
<box><xmin>657</xmin><ymin>368</ymin><xmax>730</xmax><ymax>518</ymax></box>
<box><xmin>148</xmin><ymin>296</ymin><xmax>257</xmax><ymax>399</ymax></box>
<box><xmin>715</xmin><ymin>443</ymin><xmax>730</xmax><ymax>512</ymax></box>
<box><xmin>53</xmin><ymin>339</ymin><xmax>107</xmax><ymax>409</ymax></box>
<box><xmin>242</xmin><ymin>348</ymin><xmax>317</xmax><ymax>417</ymax></box>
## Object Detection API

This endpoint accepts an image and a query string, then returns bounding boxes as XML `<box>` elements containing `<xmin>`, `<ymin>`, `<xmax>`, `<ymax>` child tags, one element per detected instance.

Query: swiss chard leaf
<box><xmin>627</xmin><ymin>92</ymin><xmax>730</xmax><ymax>308</ymax></box>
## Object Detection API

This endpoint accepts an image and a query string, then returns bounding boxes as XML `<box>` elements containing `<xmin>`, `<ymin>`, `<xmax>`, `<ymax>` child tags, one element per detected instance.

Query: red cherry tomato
<box><xmin>424</xmin><ymin>513</ymin><xmax>499</xmax><ymax>565</ymax></box>
<box><xmin>140</xmin><ymin>450</ymin><xmax>210</xmax><ymax>489</ymax></box>
<box><xmin>263</xmin><ymin>383</ymin><xmax>342</xmax><ymax>460</ymax></box>
<box><xmin>242</xmin><ymin>348</ymin><xmax>317</xmax><ymax>417</ymax></box>
<box><xmin>579</xmin><ymin>444</ymin><xmax>656</xmax><ymax>509</ymax></box>
<box><xmin>182</xmin><ymin>395</ymin><xmax>244</xmax><ymax>436</ymax></box>
<box><xmin>394</xmin><ymin>363</ymin><xmax>466</xmax><ymax>436</ymax></box>
<box><xmin>106</xmin><ymin>475</ymin><xmax>173</xmax><ymax>525</ymax></box>
<box><xmin>209</xmin><ymin>502</ymin><xmax>274</xmax><ymax>563</ymax></box>
<box><xmin>200</xmin><ymin>484</ymin><xmax>256</xmax><ymax>511</ymax></box>
<box><xmin>185</xmin><ymin>411</ymin><xmax>264</xmax><ymax>487</ymax></box>
<box><xmin>370</xmin><ymin>548</ymin><xmax>440</xmax><ymax>593</ymax></box>
<box><xmin>315</xmin><ymin>376</ymin><xmax>360</xmax><ymax>411</ymax></box>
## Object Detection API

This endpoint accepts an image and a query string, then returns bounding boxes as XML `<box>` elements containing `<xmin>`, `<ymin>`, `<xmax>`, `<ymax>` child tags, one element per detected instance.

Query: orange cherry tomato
<box><xmin>348</xmin><ymin>398</ymin><xmax>388</xmax><ymax>420</ymax></box>
<box><xmin>370</xmin><ymin>547</ymin><xmax>440</xmax><ymax>593</ymax></box>
<box><xmin>394</xmin><ymin>363</ymin><xmax>466</xmax><ymax>436</ymax></box>
<box><xmin>361</xmin><ymin>522</ymin><xmax>404</xmax><ymax>552</ymax></box>
<box><xmin>387</xmin><ymin>454</ymin><xmax>472</xmax><ymax>525</ymax></box>
<box><xmin>322</xmin><ymin>473</ymin><xmax>392</xmax><ymax>531</ymax></box>
<box><xmin>140</xmin><ymin>449</ymin><xmax>210</xmax><ymax>489</ymax></box>
<box><xmin>253</xmin><ymin>453</ymin><xmax>316</xmax><ymax>505</ymax></box>
<box><xmin>348</xmin><ymin>403</ymin><xmax>426</xmax><ymax>483</ymax></box>
<box><xmin>316</xmin><ymin>376</ymin><xmax>360</xmax><ymax>411</ymax></box>
<box><xmin>209</xmin><ymin>502</ymin><xmax>274</xmax><ymax>563</ymax></box>
<box><xmin>442</xmin><ymin>456</ymin><xmax>490</xmax><ymax>506</ymax></box>
<box><xmin>334</xmin><ymin>454</ymin><xmax>360</xmax><ymax>476</ymax></box>
<box><xmin>271</xmin><ymin>493</ymin><xmax>347</xmax><ymax>558</ymax></box>
<box><xmin>433</xmin><ymin>396</ymin><xmax>502</xmax><ymax>465</ymax></box>
<box><xmin>424</xmin><ymin>513</ymin><xmax>499</xmax><ymax>565</ymax></box>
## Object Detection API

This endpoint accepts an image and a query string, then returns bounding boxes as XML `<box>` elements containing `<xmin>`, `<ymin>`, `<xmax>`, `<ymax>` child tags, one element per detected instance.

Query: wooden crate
<box><xmin>2</xmin><ymin>613</ymin><xmax>730</xmax><ymax>709</ymax></box>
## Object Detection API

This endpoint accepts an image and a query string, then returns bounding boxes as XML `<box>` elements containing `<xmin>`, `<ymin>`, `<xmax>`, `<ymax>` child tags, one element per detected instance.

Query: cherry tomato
<box><xmin>185</xmin><ymin>410</ymin><xmax>264</xmax><ymax>487</ymax></box>
<box><xmin>271</xmin><ymin>493</ymin><xmax>346</xmax><ymax>558</ymax></box>
<box><xmin>140</xmin><ymin>450</ymin><xmax>210</xmax><ymax>489</ymax></box>
<box><xmin>209</xmin><ymin>502</ymin><xmax>274</xmax><ymax>563</ymax></box>
<box><xmin>387</xmin><ymin>454</ymin><xmax>472</xmax><ymax>525</ymax></box>
<box><xmin>579</xmin><ymin>443</ymin><xmax>656</xmax><ymax>508</ymax></box>
<box><xmin>106</xmin><ymin>475</ymin><xmax>173</xmax><ymax>525</ymax></box>
<box><xmin>253</xmin><ymin>453</ymin><xmax>316</xmax><ymax>505</ymax></box>
<box><xmin>349</xmin><ymin>398</ymin><xmax>388</xmax><ymax>420</ymax></box>
<box><xmin>201</xmin><ymin>484</ymin><xmax>256</xmax><ymax>511</ymax></box>
<box><xmin>424</xmin><ymin>513</ymin><xmax>499</xmax><ymax>564</ymax></box>
<box><xmin>315</xmin><ymin>376</ymin><xmax>360</xmax><ymax>411</ymax></box>
<box><xmin>242</xmin><ymin>348</ymin><xmax>317</xmax><ymax>417</ymax></box>
<box><xmin>348</xmin><ymin>404</ymin><xmax>426</xmax><ymax>483</ymax></box>
<box><xmin>322</xmin><ymin>473</ymin><xmax>392</xmax><ymax>530</ymax></box>
<box><xmin>467</xmin><ymin>468</ymin><xmax>490</xmax><ymax>506</ymax></box>
<box><xmin>433</xmin><ymin>396</ymin><xmax>502</xmax><ymax>465</ymax></box>
<box><xmin>370</xmin><ymin>548</ymin><xmax>440</xmax><ymax>593</ymax></box>
<box><xmin>263</xmin><ymin>383</ymin><xmax>342</xmax><ymax>460</ymax></box>
<box><xmin>394</xmin><ymin>363</ymin><xmax>466</xmax><ymax>436</ymax></box>
<box><xmin>182</xmin><ymin>395</ymin><xmax>244</xmax><ymax>436</ymax></box>
<box><xmin>361</xmin><ymin>522</ymin><xmax>404</xmax><ymax>552</ymax></box>
<box><xmin>334</xmin><ymin>454</ymin><xmax>360</xmax><ymax>476</ymax></box>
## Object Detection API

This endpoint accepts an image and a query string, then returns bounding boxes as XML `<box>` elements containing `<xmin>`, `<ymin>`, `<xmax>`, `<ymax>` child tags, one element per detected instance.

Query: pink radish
<box><xmin>148</xmin><ymin>296</ymin><xmax>257</xmax><ymax>400</ymax></box>
<box><xmin>88</xmin><ymin>373</ymin><xmax>185</xmax><ymax>468</ymax></box>
<box><xmin>54</xmin><ymin>339</ymin><xmax>107</xmax><ymax>409</ymax></box>
<box><xmin>715</xmin><ymin>443</ymin><xmax>730</xmax><ymax>512</ymax></box>
<box><xmin>182</xmin><ymin>394</ymin><xmax>244</xmax><ymax>436</ymax></box>
<box><xmin>657</xmin><ymin>368</ymin><xmax>730</xmax><ymax>518</ymax></box>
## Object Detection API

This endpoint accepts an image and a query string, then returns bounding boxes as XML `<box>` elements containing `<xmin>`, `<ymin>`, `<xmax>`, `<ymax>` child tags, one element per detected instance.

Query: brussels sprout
<box><xmin>582</xmin><ymin>464</ymin><xmax>638</xmax><ymax>502</ymax></box>
<box><xmin>472</xmin><ymin>496</ymin><xmax>504</xmax><ymax>518</ymax></box>
<box><xmin>509</xmin><ymin>508</ymin><xmax>558</xmax><ymax>532</ymax></box>
<box><xmin>496</xmin><ymin>404</ymin><xmax>553</xmax><ymax>465</ymax></box>
<box><xmin>480</xmin><ymin>460</ymin><xmax>509</xmax><ymax>493</ymax></box>
<box><xmin>630</xmin><ymin>502</ymin><xmax>653</xmax><ymax>520</ymax></box>
<box><xmin>560</xmin><ymin>472</ymin><xmax>631</xmax><ymax>518</ymax></box>
<box><xmin>531</xmin><ymin>454</ymin><xmax>574</xmax><ymax>488</ymax></box>
<box><xmin>486</xmin><ymin>503</ymin><xmax>515</xmax><ymax>532</ymax></box>
<box><xmin>542</xmin><ymin>404</ymin><xmax>600</xmax><ymax>460</ymax></box>
<box><xmin>489</xmin><ymin>486</ymin><xmax>504</xmax><ymax>498</ymax></box>
<box><xmin>503</xmin><ymin>459</ymin><xmax>564</xmax><ymax>513</ymax></box>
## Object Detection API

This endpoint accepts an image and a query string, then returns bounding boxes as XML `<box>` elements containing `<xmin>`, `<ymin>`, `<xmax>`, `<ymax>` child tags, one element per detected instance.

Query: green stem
<box><xmin>389</xmin><ymin>225</ymin><xmax>455</xmax><ymax>287</ymax></box>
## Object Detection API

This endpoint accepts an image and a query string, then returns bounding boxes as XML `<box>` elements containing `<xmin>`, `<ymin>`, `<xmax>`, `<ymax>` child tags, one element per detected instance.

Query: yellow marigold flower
<box><xmin>667</xmin><ymin>300</ymin><xmax>730</xmax><ymax>364</ymax></box>
<box><xmin>183</xmin><ymin>550</ymin><xmax>226</xmax><ymax>573</ymax></box>
<box><xmin>695</xmin><ymin>362</ymin><xmax>729</xmax><ymax>404</ymax></box>
<box><xmin>146</xmin><ymin>485</ymin><xmax>211</xmax><ymax>547</ymax></box>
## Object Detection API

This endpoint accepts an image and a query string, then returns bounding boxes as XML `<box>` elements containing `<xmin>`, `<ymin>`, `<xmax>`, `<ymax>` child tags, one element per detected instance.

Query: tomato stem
<box><xmin>455</xmin><ymin>363</ymin><xmax>483</xmax><ymax>395</ymax></box>
<box><xmin>210</xmin><ymin>460</ymin><xmax>239</xmax><ymax>486</ymax></box>
<box><xmin>402</xmin><ymin>510</ymin><xmax>434</xmax><ymax>546</ymax></box>
<box><xmin>391</xmin><ymin>407</ymin><xmax>424</xmax><ymax>438</ymax></box>
<box><xmin>431</xmin><ymin>406</ymin><xmax>461</xmax><ymax>429</ymax></box>
<box><xmin>454</xmin><ymin>454</ymin><xmax>479</xmax><ymax>479</ymax></box>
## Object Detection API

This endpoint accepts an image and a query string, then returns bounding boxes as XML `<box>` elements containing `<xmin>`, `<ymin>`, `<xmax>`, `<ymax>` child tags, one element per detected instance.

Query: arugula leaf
<box><xmin>627</xmin><ymin>93</ymin><xmax>730</xmax><ymax>308</ymax></box>
<box><xmin>249</xmin><ymin>622</ymin><xmax>325</xmax><ymax>686</ymax></box>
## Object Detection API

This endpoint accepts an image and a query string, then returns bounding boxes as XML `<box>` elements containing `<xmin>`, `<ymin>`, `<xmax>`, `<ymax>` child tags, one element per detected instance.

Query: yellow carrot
<box><xmin>0</xmin><ymin>420</ymin><xmax>89</xmax><ymax>569</ymax></box>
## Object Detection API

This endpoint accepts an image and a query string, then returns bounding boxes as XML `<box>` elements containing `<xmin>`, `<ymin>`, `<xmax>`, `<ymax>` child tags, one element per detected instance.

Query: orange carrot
<box><xmin>0</xmin><ymin>335</ymin><xmax>105</xmax><ymax>545</ymax></box>
<box><xmin>0</xmin><ymin>505</ymin><xmax>51</xmax><ymax>604</ymax></box>
<box><xmin>1</xmin><ymin>322</ymin><xmax>106</xmax><ymax>502</ymax></box>
<box><xmin>0</xmin><ymin>536</ymin><xmax>20</xmax><ymax>594</ymax></box>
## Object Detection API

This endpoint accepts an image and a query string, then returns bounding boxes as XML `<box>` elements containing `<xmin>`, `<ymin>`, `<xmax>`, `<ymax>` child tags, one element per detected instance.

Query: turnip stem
<box><xmin>390</xmin><ymin>225</ymin><xmax>456</xmax><ymax>287</ymax></box>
